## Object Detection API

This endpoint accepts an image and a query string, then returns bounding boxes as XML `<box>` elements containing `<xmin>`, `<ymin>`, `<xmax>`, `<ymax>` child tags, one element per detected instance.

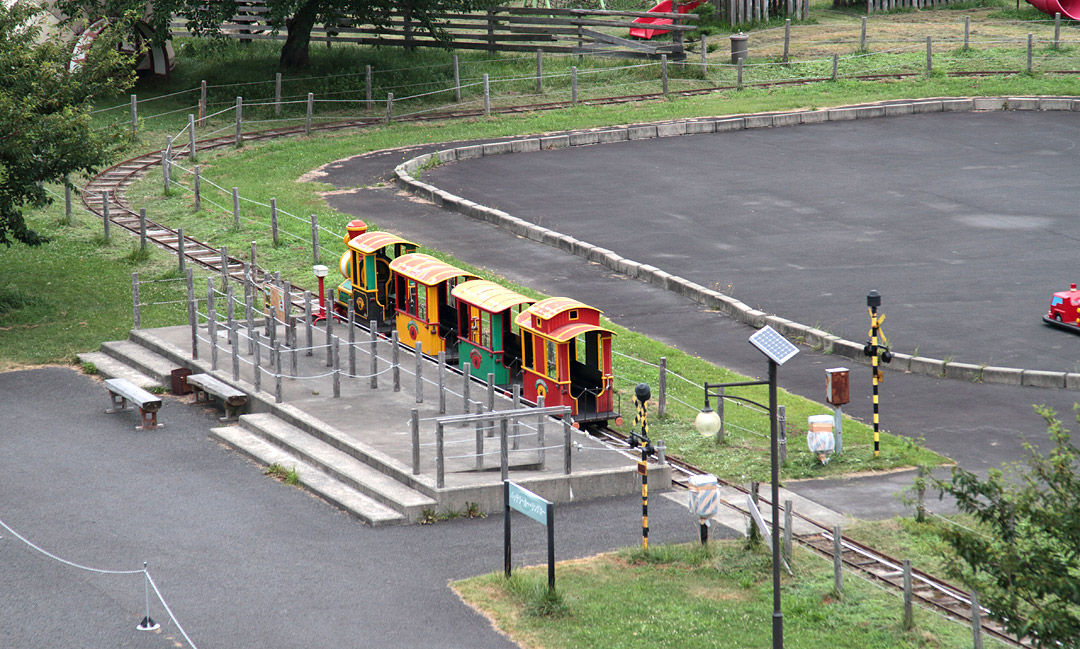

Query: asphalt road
<box><xmin>0</xmin><ymin>368</ymin><xmax>715</xmax><ymax>649</ymax></box>
<box><xmin>420</xmin><ymin>110</ymin><xmax>1080</xmax><ymax>374</ymax></box>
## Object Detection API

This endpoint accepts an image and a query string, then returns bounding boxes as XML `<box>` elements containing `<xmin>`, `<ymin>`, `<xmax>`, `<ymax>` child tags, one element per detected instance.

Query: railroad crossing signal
<box><xmin>863</xmin><ymin>290</ymin><xmax>893</xmax><ymax>457</ymax></box>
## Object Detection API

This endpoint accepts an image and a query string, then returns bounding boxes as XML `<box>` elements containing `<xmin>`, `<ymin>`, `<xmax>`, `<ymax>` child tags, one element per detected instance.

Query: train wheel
<box><xmin>1056</xmin><ymin>314</ymin><xmax>1063</xmax><ymax>322</ymax></box>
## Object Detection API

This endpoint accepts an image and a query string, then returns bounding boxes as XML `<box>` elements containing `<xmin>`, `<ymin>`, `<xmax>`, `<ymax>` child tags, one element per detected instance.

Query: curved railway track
<box><xmin>83</xmin><ymin>77</ymin><xmax>1044</xmax><ymax>648</ymax></box>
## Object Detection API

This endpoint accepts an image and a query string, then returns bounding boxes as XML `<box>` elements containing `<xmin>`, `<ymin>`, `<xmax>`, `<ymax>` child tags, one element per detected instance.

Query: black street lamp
<box><xmin>701</xmin><ymin>325</ymin><xmax>799</xmax><ymax>649</ymax></box>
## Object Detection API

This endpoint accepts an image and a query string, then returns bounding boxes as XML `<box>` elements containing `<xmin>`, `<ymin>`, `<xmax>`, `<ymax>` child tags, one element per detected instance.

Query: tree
<box><xmin>934</xmin><ymin>405</ymin><xmax>1080</xmax><ymax>648</ymax></box>
<box><xmin>63</xmin><ymin>0</ymin><xmax>489</xmax><ymax>70</ymax></box>
<box><xmin>0</xmin><ymin>1</ymin><xmax>135</xmax><ymax>246</ymax></box>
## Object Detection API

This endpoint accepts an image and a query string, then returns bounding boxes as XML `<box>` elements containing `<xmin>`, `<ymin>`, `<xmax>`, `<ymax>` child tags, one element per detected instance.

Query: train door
<box><xmin>501</xmin><ymin>306</ymin><xmax>524</xmax><ymax>382</ymax></box>
<box><xmin>570</xmin><ymin>332</ymin><xmax>603</xmax><ymax>418</ymax></box>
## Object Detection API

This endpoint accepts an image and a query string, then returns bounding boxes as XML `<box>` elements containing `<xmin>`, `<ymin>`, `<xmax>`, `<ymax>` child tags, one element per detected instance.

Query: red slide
<box><xmin>630</xmin><ymin>0</ymin><xmax>706</xmax><ymax>40</ymax></box>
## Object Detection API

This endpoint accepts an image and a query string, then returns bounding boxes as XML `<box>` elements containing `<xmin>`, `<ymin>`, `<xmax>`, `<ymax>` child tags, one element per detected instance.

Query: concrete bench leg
<box><xmin>105</xmin><ymin>391</ymin><xmax>129</xmax><ymax>414</ymax></box>
<box><xmin>137</xmin><ymin>408</ymin><xmax>160</xmax><ymax>431</ymax></box>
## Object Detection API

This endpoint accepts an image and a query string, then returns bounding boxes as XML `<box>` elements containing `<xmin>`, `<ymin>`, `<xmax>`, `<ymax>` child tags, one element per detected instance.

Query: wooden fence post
<box><xmin>275</xmin><ymin>72</ymin><xmax>282</xmax><ymax>116</ymax></box>
<box><xmin>188</xmin><ymin>113</ymin><xmax>197</xmax><ymax>163</ymax></box>
<box><xmin>366</xmin><ymin>65</ymin><xmax>373</xmax><ymax>106</ymax></box>
<box><xmin>571</xmin><ymin>66</ymin><xmax>578</xmax><ymax>105</ymax></box>
<box><xmin>235</xmin><ymin>96</ymin><xmax>243</xmax><ymax>147</ymax></box>
<box><xmin>926</xmin><ymin>36</ymin><xmax>932</xmax><ymax>75</ymax></box>
<box><xmin>130</xmin><ymin>94</ymin><xmax>138</xmax><ymax>135</ymax></box>
<box><xmin>661</xmin><ymin>54</ymin><xmax>669</xmax><ymax>96</ymax></box>
<box><xmin>860</xmin><ymin>16</ymin><xmax>867</xmax><ymax>51</ymax></box>
<box><xmin>971</xmin><ymin>590</ymin><xmax>983</xmax><ymax>649</ymax></box>
<box><xmin>194</xmin><ymin>165</ymin><xmax>201</xmax><ymax>211</ymax></box>
<box><xmin>385</xmin><ymin>92</ymin><xmax>394</xmax><ymax>124</ymax></box>
<box><xmin>784</xmin><ymin>19</ymin><xmax>790</xmax><ymax>62</ymax></box>
<box><xmin>199</xmin><ymin>80</ymin><xmax>207</xmax><ymax>126</ymax></box>
<box><xmin>833</xmin><ymin>525</ymin><xmax>843</xmax><ymax>596</ymax></box>
<box><xmin>232</xmin><ymin>187</ymin><xmax>240</xmax><ymax>229</ymax></box>
<box><xmin>536</xmin><ymin>49</ymin><xmax>544</xmax><ymax>93</ymax></box>
<box><xmin>453</xmin><ymin>56</ymin><xmax>461</xmax><ymax>102</ymax></box>
<box><xmin>306</xmin><ymin>93</ymin><xmax>313</xmax><ymax>135</ymax></box>
<box><xmin>483</xmin><ymin>73</ymin><xmax>490</xmax><ymax>117</ymax></box>
<box><xmin>903</xmin><ymin>559</ymin><xmax>914</xmax><ymax>630</ymax></box>
<box><xmin>101</xmin><ymin>190</ymin><xmax>111</xmax><ymax>241</ymax></box>
<box><xmin>311</xmin><ymin>213</ymin><xmax>320</xmax><ymax>264</ymax></box>
<box><xmin>658</xmin><ymin>357</ymin><xmax>667</xmax><ymax>418</ymax></box>
<box><xmin>270</xmin><ymin>198</ymin><xmax>279</xmax><ymax>246</ymax></box>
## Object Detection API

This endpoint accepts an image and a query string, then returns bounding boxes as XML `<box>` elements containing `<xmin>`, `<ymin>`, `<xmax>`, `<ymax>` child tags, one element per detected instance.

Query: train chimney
<box><xmin>345</xmin><ymin>220</ymin><xmax>367</xmax><ymax>244</ymax></box>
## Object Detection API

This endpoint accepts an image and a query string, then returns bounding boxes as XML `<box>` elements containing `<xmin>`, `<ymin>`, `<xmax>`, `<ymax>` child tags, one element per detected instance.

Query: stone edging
<box><xmin>391</xmin><ymin>96</ymin><xmax>1080</xmax><ymax>390</ymax></box>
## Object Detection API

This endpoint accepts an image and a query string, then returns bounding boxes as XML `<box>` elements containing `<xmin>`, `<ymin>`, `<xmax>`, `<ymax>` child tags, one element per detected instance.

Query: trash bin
<box><xmin>807</xmin><ymin>415</ymin><xmax>835</xmax><ymax>464</ymax></box>
<box><xmin>171</xmin><ymin>367</ymin><xmax>193</xmax><ymax>395</ymax></box>
<box><xmin>730</xmin><ymin>32</ymin><xmax>749</xmax><ymax>64</ymax></box>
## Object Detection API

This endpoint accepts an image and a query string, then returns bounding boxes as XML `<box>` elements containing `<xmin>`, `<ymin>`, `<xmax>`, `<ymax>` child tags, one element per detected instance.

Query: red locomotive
<box><xmin>1043</xmin><ymin>283</ymin><xmax>1080</xmax><ymax>331</ymax></box>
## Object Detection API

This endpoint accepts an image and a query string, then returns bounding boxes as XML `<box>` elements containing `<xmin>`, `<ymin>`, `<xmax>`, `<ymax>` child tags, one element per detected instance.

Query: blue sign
<box><xmin>508</xmin><ymin>482</ymin><xmax>550</xmax><ymax>525</ymax></box>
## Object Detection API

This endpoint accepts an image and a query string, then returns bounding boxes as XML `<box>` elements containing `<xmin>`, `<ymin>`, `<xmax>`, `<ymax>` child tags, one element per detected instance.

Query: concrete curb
<box><xmin>392</xmin><ymin>96</ymin><xmax>1080</xmax><ymax>390</ymax></box>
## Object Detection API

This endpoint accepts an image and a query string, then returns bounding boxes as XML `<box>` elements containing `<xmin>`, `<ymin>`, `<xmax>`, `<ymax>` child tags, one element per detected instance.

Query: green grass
<box><xmin>454</xmin><ymin>539</ymin><xmax>1010</xmax><ymax>649</ymax></box>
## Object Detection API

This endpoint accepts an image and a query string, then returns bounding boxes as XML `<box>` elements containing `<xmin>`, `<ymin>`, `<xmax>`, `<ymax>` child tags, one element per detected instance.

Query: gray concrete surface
<box><xmin>0</xmin><ymin>367</ymin><xmax>720</xmax><ymax>648</ymax></box>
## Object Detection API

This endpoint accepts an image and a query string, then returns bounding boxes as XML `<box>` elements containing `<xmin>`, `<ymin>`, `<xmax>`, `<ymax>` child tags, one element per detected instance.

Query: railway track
<box><xmin>589</xmin><ymin>425</ymin><xmax>1029</xmax><ymax>648</ymax></box>
<box><xmin>84</xmin><ymin>80</ymin><xmax>1041</xmax><ymax>648</ymax></box>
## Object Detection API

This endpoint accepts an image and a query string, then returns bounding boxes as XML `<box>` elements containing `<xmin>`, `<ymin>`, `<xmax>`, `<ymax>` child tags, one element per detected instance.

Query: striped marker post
<box><xmin>867</xmin><ymin>290</ymin><xmax>882</xmax><ymax>457</ymax></box>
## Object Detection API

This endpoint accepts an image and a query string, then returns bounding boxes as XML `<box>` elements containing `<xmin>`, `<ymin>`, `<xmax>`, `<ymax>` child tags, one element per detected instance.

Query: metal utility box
<box><xmin>825</xmin><ymin>367</ymin><xmax>850</xmax><ymax>406</ymax></box>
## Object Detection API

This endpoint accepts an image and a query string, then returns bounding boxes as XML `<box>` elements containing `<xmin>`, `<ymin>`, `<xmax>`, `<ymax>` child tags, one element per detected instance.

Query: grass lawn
<box><xmin>453</xmin><ymin>539</ymin><xmax>1009</xmax><ymax>649</ymax></box>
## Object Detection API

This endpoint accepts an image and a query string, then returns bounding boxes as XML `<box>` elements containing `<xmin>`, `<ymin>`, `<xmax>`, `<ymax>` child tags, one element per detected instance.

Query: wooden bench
<box><xmin>104</xmin><ymin>378</ymin><xmax>163</xmax><ymax>431</ymax></box>
<box><xmin>187</xmin><ymin>374</ymin><xmax>247</xmax><ymax>422</ymax></box>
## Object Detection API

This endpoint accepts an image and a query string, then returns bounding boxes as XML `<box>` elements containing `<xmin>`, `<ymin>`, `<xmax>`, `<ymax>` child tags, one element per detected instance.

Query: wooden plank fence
<box><xmin>171</xmin><ymin>3</ymin><xmax>708</xmax><ymax>60</ymax></box>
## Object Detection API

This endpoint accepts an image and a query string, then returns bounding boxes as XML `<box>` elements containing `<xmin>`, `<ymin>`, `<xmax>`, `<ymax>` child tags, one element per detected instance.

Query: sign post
<box><xmin>504</xmin><ymin>480</ymin><xmax>556</xmax><ymax>591</ymax></box>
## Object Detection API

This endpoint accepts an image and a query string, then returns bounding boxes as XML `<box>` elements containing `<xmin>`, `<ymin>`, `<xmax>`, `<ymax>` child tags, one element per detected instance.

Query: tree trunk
<box><xmin>280</xmin><ymin>0</ymin><xmax>322</xmax><ymax>70</ymax></box>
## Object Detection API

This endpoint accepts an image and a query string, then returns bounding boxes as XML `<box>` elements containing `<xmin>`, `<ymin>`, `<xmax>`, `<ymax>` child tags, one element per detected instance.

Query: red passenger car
<box><xmin>1044</xmin><ymin>283</ymin><xmax>1080</xmax><ymax>331</ymax></box>
<box><xmin>514</xmin><ymin>297</ymin><xmax>618</xmax><ymax>425</ymax></box>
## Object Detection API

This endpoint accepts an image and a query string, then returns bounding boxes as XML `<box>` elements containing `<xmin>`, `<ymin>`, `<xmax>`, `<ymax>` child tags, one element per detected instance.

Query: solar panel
<box><xmin>748</xmin><ymin>325</ymin><xmax>800</xmax><ymax>366</ymax></box>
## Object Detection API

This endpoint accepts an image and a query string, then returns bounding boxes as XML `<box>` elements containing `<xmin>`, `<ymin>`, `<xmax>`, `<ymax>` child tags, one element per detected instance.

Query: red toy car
<box><xmin>1044</xmin><ymin>283</ymin><xmax>1080</xmax><ymax>330</ymax></box>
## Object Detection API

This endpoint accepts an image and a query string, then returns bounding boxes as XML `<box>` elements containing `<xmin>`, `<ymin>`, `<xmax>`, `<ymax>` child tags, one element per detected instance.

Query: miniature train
<box><xmin>333</xmin><ymin>221</ymin><xmax>620</xmax><ymax>425</ymax></box>
<box><xmin>1043</xmin><ymin>283</ymin><xmax>1080</xmax><ymax>332</ymax></box>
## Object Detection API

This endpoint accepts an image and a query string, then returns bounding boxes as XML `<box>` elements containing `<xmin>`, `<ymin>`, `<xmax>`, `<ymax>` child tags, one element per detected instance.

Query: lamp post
<box><xmin>699</xmin><ymin>325</ymin><xmax>798</xmax><ymax>649</ymax></box>
<box><xmin>313</xmin><ymin>264</ymin><xmax>329</xmax><ymax>323</ymax></box>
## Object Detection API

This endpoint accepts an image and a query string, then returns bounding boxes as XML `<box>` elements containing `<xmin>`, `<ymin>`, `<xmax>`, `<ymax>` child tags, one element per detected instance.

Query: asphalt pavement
<box><xmin>0</xmin><ymin>368</ymin><xmax>716</xmax><ymax>649</ymax></box>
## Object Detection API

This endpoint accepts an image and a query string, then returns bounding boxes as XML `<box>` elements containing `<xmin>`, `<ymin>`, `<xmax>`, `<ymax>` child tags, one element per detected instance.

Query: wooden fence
<box><xmin>171</xmin><ymin>4</ymin><xmax>707</xmax><ymax>60</ymax></box>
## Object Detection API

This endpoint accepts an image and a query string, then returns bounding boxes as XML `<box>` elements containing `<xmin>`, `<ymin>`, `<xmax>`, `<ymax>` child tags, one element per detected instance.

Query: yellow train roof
<box><xmin>389</xmin><ymin>253</ymin><xmax>476</xmax><ymax>285</ymax></box>
<box><xmin>514</xmin><ymin>297</ymin><xmax>612</xmax><ymax>343</ymax></box>
<box><xmin>524</xmin><ymin>297</ymin><xmax>597</xmax><ymax>320</ymax></box>
<box><xmin>347</xmin><ymin>231</ymin><xmax>416</xmax><ymax>254</ymax></box>
<box><xmin>451</xmin><ymin>280</ymin><xmax>535</xmax><ymax>313</ymax></box>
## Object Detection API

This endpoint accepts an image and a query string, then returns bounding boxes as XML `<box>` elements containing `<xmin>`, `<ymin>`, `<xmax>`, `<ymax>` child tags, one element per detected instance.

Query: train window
<box><xmin>523</xmin><ymin>331</ymin><xmax>534</xmax><ymax>369</ymax></box>
<box><xmin>416</xmin><ymin>284</ymin><xmax>427</xmax><ymax>320</ymax></box>
<box><xmin>568</xmin><ymin>309</ymin><xmax>578</xmax><ymax>321</ymax></box>
<box><xmin>509</xmin><ymin>305</ymin><xmax>521</xmax><ymax>335</ymax></box>
<box><xmin>481</xmin><ymin>312</ymin><xmax>491</xmax><ymax>349</ymax></box>
<box><xmin>574</xmin><ymin>334</ymin><xmax>587</xmax><ymax>364</ymax></box>
<box><xmin>352</xmin><ymin>251</ymin><xmax>362</xmax><ymax>287</ymax></box>
<box><xmin>446</xmin><ymin>277</ymin><xmax>460</xmax><ymax>308</ymax></box>
<box><xmin>546</xmin><ymin>340</ymin><xmax>558</xmax><ymax>379</ymax></box>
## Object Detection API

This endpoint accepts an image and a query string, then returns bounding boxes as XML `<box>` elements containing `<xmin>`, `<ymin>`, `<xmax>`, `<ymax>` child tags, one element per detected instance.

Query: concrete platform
<box><xmin>113</xmin><ymin>321</ymin><xmax>670</xmax><ymax>521</ymax></box>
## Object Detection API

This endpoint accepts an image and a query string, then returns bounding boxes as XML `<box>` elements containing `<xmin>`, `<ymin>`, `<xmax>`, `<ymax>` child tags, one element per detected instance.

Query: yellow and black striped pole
<box><xmin>633</xmin><ymin>383</ymin><xmax>651</xmax><ymax>551</ymax></box>
<box><xmin>867</xmin><ymin>290</ymin><xmax>882</xmax><ymax>458</ymax></box>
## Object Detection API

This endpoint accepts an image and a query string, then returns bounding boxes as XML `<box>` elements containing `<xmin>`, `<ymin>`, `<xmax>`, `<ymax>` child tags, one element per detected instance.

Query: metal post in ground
<box><xmin>209</xmin><ymin>307</ymin><xmax>218</xmax><ymax>371</ymax></box>
<box><xmin>536</xmin><ymin>49</ymin><xmax>543</xmax><ymax>93</ymax></box>
<box><xmin>437</xmin><ymin>422</ymin><xmax>446</xmax><ymax>488</ymax></box>
<box><xmin>411</xmin><ymin>409</ymin><xmax>420</xmax><ymax>475</ymax></box>
<box><xmin>325</xmin><ymin>294</ymin><xmax>334</xmax><ymax>367</ymax></box>
<box><xmin>132</xmin><ymin>273</ymin><xmax>141</xmax><ymax>329</ymax></box>
<box><xmin>483</xmin><ymin>74</ymin><xmax>490</xmax><ymax>117</ymax></box>
<box><xmin>235</xmin><ymin>96</ymin><xmax>243</xmax><ymax>147</ymax></box>
<box><xmin>232</xmin><ymin>187</ymin><xmax>240</xmax><ymax>229</ymax></box>
<box><xmin>370</xmin><ymin>320</ymin><xmax>379</xmax><ymax>389</ymax></box>
<box><xmin>833</xmin><ymin>525</ymin><xmax>843</xmax><ymax>596</ymax></box>
<box><xmin>275</xmin><ymin>72</ymin><xmax>282</xmax><ymax>117</ymax></box>
<box><xmin>415</xmin><ymin>341</ymin><xmax>423</xmax><ymax>403</ymax></box>
<box><xmin>137</xmin><ymin>563</ymin><xmax>158</xmax><ymax>631</ymax></box>
<box><xmin>272</xmin><ymin>196</ymin><xmax>280</xmax><ymax>247</ymax></box>
<box><xmin>310</xmin><ymin>213</ymin><xmax>320</xmax><ymax>264</ymax></box>
<box><xmin>500</xmin><ymin>418</ymin><xmax>509</xmax><ymax>482</ymax></box>
<box><xmin>903</xmin><ymin>560</ymin><xmax>914</xmax><ymax>630</ymax></box>
<box><xmin>453</xmin><ymin>56</ymin><xmax>461</xmax><ymax>102</ymax></box>
<box><xmin>333</xmin><ymin>337</ymin><xmax>341</xmax><ymax>398</ymax></box>
<box><xmin>188</xmin><ymin>114</ymin><xmax>197</xmax><ymax>163</ymax></box>
<box><xmin>537</xmin><ymin>395</ymin><xmax>545</xmax><ymax>467</ymax></box>
<box><xmin>304</xmin><ymin>291</ymin><xmax>314</xmax><ymax>356</ymax></box>
<box><xmin>778</xmin><ymin>404</ymin><xmax>787</xmax><ymax>465</ymax></box>
<box><xmin>274</xmin><ymin>342</ymin><xmax>282</xmax><ymax>403</ymax></box>
<box><xmin>139</xmin><ymin>208</ymin><xmax>147</xmax><ymax>250</ymax></box>
<box><xmin>187</xmin><ymin>269</ymin><xmax>198</xmax><ymax>359</ymax></box>
<box><xmin>512</xmin><ymin>384</ymin><xmax>521</xmax><ymax>450</ymax></box>
<box><xmin>392</xmin><ymin>330</ymin><xmax>400</xmax><ymax>391</ymax></box>
<box><xmin>162</xmin><ymin>137</ymin><xmax>171</xmax><ymax>194</ymax></box>
<box><xmin>438</xmin><ymin>351</ymin><xmax>446</xmax><ymax>414</ymax></box>
<box><xmin>305</xmin><ymin>93</ymin><xmax>313</xmax><ymax>135</ymax></box>
<box><xmin>194</xmin><ymin>165</ymin><xmax>201</xmax><ymax>211</ymax></box>
<box><xmin>101</xmin><ymin>190</ymin><xmax>111</xmax><ymax>241</ymax></box>
<box><xmin>253</xmin><ymin>331</ymin><xmax>262</xmax><ymax>392</ymax></box>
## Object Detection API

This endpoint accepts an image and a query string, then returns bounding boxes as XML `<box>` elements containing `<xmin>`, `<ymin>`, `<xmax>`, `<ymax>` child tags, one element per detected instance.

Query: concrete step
<box><xmin>101</xmin><ymin>339</ymin><xmax>183</xmax><ymax>384</ymax></box>
<box><xmin>239</xmin><ymin>413</ymin><xmax>435</xmax><ymax>523</ymax></box>
<box><xmin>211</xmin><ymin>424</ymin><xmax>406</xmax><ymax>527</ymax></box>
<box><xmin>76</xmin><ymin>351</ymin><xmax>161</xmax><ymax>390</ymax></box>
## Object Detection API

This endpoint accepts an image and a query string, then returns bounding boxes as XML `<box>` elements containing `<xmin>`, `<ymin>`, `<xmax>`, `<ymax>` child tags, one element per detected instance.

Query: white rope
<box><xmin>0</xmin><ymin>517</ymin><xmax>144</xmax><ymax>575</ymax></box>
<box><xmin>145</xmin><ymin>571</ymin><xmax>200</xmax><ymax>649</ymax></box>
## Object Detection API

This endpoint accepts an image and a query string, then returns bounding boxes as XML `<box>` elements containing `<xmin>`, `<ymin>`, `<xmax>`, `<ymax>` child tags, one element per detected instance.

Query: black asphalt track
<box><xmin>0</xmin><ymin>368</ymin><xmax>715</xmax><ymax>648</ymax></box>
<box><xmin>320</xmin><ymin>111</ymin><xmax>1080</xmax><ymax>517</ymax></box>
